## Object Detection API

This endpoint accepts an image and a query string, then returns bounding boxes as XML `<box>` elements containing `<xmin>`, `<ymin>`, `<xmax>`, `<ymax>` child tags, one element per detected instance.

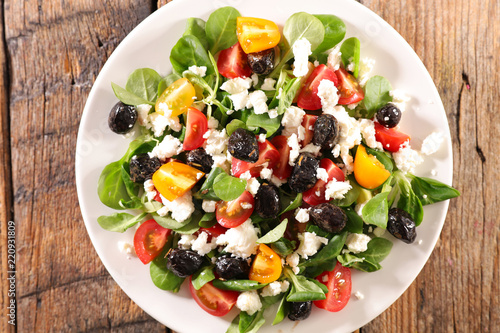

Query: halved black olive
<box><xmin>288</xmin><ymin>153</ymin><xmax>319</xmax><ymax>193</ymax></box>
<box><xmin>255</xmin><ymin>183</ymin><xmax>281</xmax><ymax>219</ymax></box>
<box><xmin>310</xmin><ymin>203</ymin><xmax>347</xmax><ymax>233</ymax></box>
<box><xmin>228</xmin><ymin>128</ymin><xmax>259</xmax><ymax>162</ymax></box>
<box><xmin>108</xmin><ymin>101</ymin><xmax>137</xmax><ymax>134</ymax></box>
<box><xmin>288</xmin><ymin>301</ymin><xmax>312</xmax><ymax>321</ymax></box>
<box><xmin>129</xmin><ymin>153</ymin><xmax>161</xmax><ymax>183</ymax></box>
<box><xmin>186</xmin><ymin>148</ymin><xmax>214</xmax><ymax>173</ymax></box>
<box><xmin>215</xmin><ymin>254</ymin><xmax>250</xmax><ymax>280</ymax></box>
<box><xmin>247</xmin><ymin>48</ymin><xmax>275</xmax><ymax>75</ymax></box>
<box><xmin>387</xmin><ymin>208</ymin><xmax>416</xmax><ymax>243</ymax></box>
<box><xmin>166</xmin><ymin>249</ymin><xmax>204</xmax><ymax>278</ymax></box>
<box><xmin>313</xmin><ymin>114</ymin><xmax>339</xmax><ymax>149</ymax></box>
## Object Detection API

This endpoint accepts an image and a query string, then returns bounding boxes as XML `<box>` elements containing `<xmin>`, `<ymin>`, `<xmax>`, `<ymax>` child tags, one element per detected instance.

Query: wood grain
<box><xmin>0</xmin><ymin>0</ymin><xmax>498</xmax><ymax>332</ymax></box>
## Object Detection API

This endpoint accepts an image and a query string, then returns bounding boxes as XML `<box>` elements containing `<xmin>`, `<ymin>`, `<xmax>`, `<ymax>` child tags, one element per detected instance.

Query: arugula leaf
<box><xmin>170</xmin><ymin>35</ymin><xmax>214</xmax><ymax>76</ymax></box>
<box><xmin>286</xmin><ymin>271</ymin><xmax>326</xmax><ymax>302</ymax></box>
<box><xmin>194</xmin><ymin>167</ymin><xmax>224</xmax><ymax>200</ymax></box>
<box><xmin>125</xmin><ymin>68</ymin><xmax>162</xmax><ymax>103</ymax></box>
<box><xmin>363</xmin><ymin>76</ymin><xmax>393</xmax><ymax>118</ymax></box>
<box><xmin>152</xmin><ymin>212</ymin><xmax>192</xmax><ymax>230</ymax></box>
<box><xmin>205</xmin><ymin>6</ymin><xmax>240</xmax><ymax>55</ymax></box>
<box><xmin>340</xmin><ymin>37</ymin><xmax>361</xmax><ymax>77</ymax></box>
<box><xmin>191</xmin><ymin>266</ymin><xmax>215</xmax><ymax>290</ymax></box>
<box><xmin>312</xmin><ymin>14</ymin><xmax>346</xmax><ymax>56</ymax></box>
<box><xmin>279</xmin><ymin>192</ymin><xmax>302</xmax><ymax>214</ymax></box>
<box><xmin>337</xmin><ymin>237</ymin><xmax>393</xmax><ymax>273</ymax></box>
<box><xmin>299</xmin><ymin>232</ymin><xmax>347</xmax><ymax>268</ymax></box>
<box><xmin>226</xmin><ymin>119</ymin><xmax>247</xmax><ymax>136</ymax></box>
<box><xmin>257</xmin><ymin>219</ymin><xmax>288</xmax><ymax>244</ymax></box>
<box><xmin>198</xmin><ymin>213</ymin><xmax>216</xmax><ymax>228</ymax></box>
<box><xmin>183</xmin><ymin>17</ymin><xmax>209</xmax><ymax>50</ymax></box>
<box><xmin>362</xmin><ymin>192</ymin><xmax>389</xmax><ymax>229</ymax></box>
<box><xmin>111</xmin><ymin>82</ymin><xmax>153</xmax><ymax>106</ymax></box>
<box><xmin>246</xmin><ymin>112</ymin><xmax>281</xmax><ymax>137</ymax></box>
<box><xmin>212</xmin><ymin>279</ymin><xmax>267</xmax><ymax>292</ymax></box>
<box><xmin>278</xmin><ymin>78</ymin><xmax>301</xmax><ymax>115</ymax></box>
<box><xmin>408</xmin><ymin>174</ymin><xmax>460</xmax><ymax>205</ymax></box>
<box><xmin>97</xmin><ymin>212</ymin><xmax>147</xmax><ymax>232</ymax></box>
<box><xmin>98</xmin><ymin>161</ymin><xmax>130</xmax><ymax>210</ymax></box>
<box><xmin>272</xmin><ymin>292</ymin><xmax>289</xmax><ymax>325</ymax></box>
<box><xmin>270</xmin><ymin>237</ymin><xmax>296</xmax><ymax>257</ymax></box>
<box><xmin>343</xmin><ymin>207</ymin><xmax>364</xmax><ymax>234</ymax></box>
<box><xmin>213</xmin><ymin>173</ymin><xmax>247</xmax><ymax>201</ymax></box>
<box><xmin>396</xmin><ymin>174</ymin><xmax>424</xmax><ymax>225</ymax></box>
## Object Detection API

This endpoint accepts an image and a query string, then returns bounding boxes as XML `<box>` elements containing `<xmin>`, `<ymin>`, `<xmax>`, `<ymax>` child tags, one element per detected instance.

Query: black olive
<box><xmin>376</xmin><ymin>103</ymin><xmax>402</xmax><ymax>128</ymax></box>
<box><xmin>255</xmin><ymin>183</ymin><xmax>281</xmax><ymax>219</ymax></box>
<box><xmin>288</xmin><ymin>301</ymin><xmax>312</xmax><ymax>321</ymax></box>
<box><xmin>129</xmin><ymin>153</ymin><xmax>161</xmax><ymax>183</ymax></box>
<box><xmin>387</xmin><ymin>208</ymin><xmax>416</xmax><ymax>243</ymax></box>
<box><xmin>166</xmin><ymin>249</ymin><xmax>204</xmax><ymax>278</ymax></box>
<box><xmin>215</xmin><ymin>254</ymin><xmax>250</xmax><ymax>280</ymax></box>
<box><xmin>108</xmin><ymin>101</ymin><xmax>137</xmax><ymax>134</ymax></box>
<box><xmin>247</xmin><ymin>48</ymin><xmax>275</xmax><ymax>75</ymax></box>
<box><xmin>313</xmin><ymin>114</ymin><xmax>339</xmax><ymax>149</ymax></box>
<box><xmin>186</xmin><ymin>148</ymin><xmax>214</xmax><ymax>173</ymax></box>
<box><xmin>228</xmin><ymin>128</ymin><xmax>259</xmax><ymax>163</ymax></box>
<box><xmin>310</xmin><ymin>203</ymin><xmax>347</xmax><ymax>233</ymax></box>
<box><xmin>288</xmin><ymin>153</ymin><xmax>319</xmax><ymax>193</ymax></box>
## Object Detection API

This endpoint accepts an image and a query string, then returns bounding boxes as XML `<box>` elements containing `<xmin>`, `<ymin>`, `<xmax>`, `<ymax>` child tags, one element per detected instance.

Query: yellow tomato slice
<box><xmin>249</xmin><ymin>244</ymin><xmax>282</xmax><ymax>284</ymax></box>
<box><xmin>353</xmin><ymin>145</ymin><xmax>391</xmax><ymax>189</ymax></box>
<box><xmin>152</xmin><ymin>161</ymin><xmax>204</xmax><ymax>201</ymax></box>
<box><xmin>236</xmin><ymin>17</ymin><xmax>281</xmax><ymax>54</ymax></box>
<box><xmin>155</xmin><ymin>78</ymin><xmax>196</xmax><ymax>117</ymax></box>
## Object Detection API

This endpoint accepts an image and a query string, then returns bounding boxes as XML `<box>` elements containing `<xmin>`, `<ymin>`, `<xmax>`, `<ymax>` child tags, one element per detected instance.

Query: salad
<box><xmin>97</xmin><ymin>7</ymin><xmax>460</xmax><ymax>332</ymax></box>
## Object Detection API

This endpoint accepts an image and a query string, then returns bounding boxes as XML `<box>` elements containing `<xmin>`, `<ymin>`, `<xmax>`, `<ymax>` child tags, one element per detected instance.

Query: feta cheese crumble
<box><xmin>236</xmin><ymin>290</ymin><xmax>262</xmax><ymax>315</ymax></box>
<box><xmin>248</xmin><ymin>90</ymin><xmax>269</xmax><ymax>115</ymax></box>
<box><xmin>345</xmin><ymin>233</ymin><xmax>371</xmax><ymax>254</ymax></box>
<box><xmin>157</xmin><ymin>191</ymin><xmax>195</xmax><ymax>223</ymax></box>
<box><xmin>317</xmin><ymin>79</ymin><xmax>339</xmax><ymax>111</ymax></box>
<box><xmin>149</xmin><ymin>135</ymin><xmax>183</xmax><ymax>160</ymax></box>
<box><xmin>260</xmin><ymin>167</ymin><xmax>273</xmax><ymax>180</ymax></box>
<box><xmin>143</xmin><ymin>179</ymin><xmax>157</xmax><ymax>201</ymax></box>
<box><xmin>178</xmin><ymin>234</ymin><xmax>196</xmax><ymax>250</ymax></box>
<box><xmin>281</xmin><ymin>106</ymin><xmax>305</xmax><ymax>138</ymax></box>
<box><xmin>316</xmin><ymin>167</ymin><xmax>329</xmax><ymax>182</ymax></box>
<box><xmin>220</xmin><ymin>77</ymin><xmax>253</xmax><ymax>94</ymax></box>
<box><xmin>191</xmin><ymin>232</ymin><xmax>217</xmax><ymax>256</ymax></box>
<box><xmin>324</xmin><ymin>179</ymin><xmax>352</xmax><ymax>200</ymax></box>
<box><xmin>117</xmin><ymin>241</ymin><xmax>135</xmax><ymax>259</ymax></box>
<box><xmin>354</xmin><ymin>291</ymin><xmax>365</xmax><ymax>300</ymax></box>
<box><xmin>246</xmin><ymin>178</ymin><xmax>261</xmax><ymax>196</ymax></box>
<box><xmin>188</xmin><ymin>65</ymin><xmax>207</xmax><ymax>77</ymax></box>
<box><xmin>357</xmin><ymin>58</ymin><xmax>376</xmax><ymax>87</ymax></box>
<box><xmin>286</xmin><ymin>253</ymin><xmax>300</xmax><ymax>274</ymax></box>
<box><xmin>202</xmin><ymin>200</ymin><xmax>217</xmax><ymax>213</ymax></box>
<box><xmin>216</xmin><ymin>219</ymin><xmax>259</xmax><ymax>258</ymax></box>
<box><xmin>327</xmin><ymin>44</ymin><xmax>342</xmax><ymax>71</ymax></box>
<box><xmin>260</xmin><ymin>281</ymin><xmax>290</xmax><ymax>297</ymax></box>
<box><xmin>392</xmin><ymin>143</ymin><xmax>424</xmax><ymax>173</ymax></box>
<box><xmin>260</xmin><ymin>78</ymin><xmax>276</xmax><ymax>91</ymax></box>
<box><xmin>295</xmin><ymin>208</ymin><xmax>310</xmax><ymax>223</ymax></box>
<box><xmin>287</xmin><ymin>133</ymin><xmax>301</xmax><ymax>166</ymax></box>
<box><xmin>296</xmin><ymin>232</ymin><xmax>329</xmax><ymax>259</ymax></box>
<box><xmin>292</xmin><ymin>38</ymin><xmax>312</xmax><ymax>77</ymax></box>
<box><xmin>136</xmin><ymin>104</ymin><xmax>152</xmax><ymax>126</ymax></box>
<box><xmin>421</xmin><ymin>131</ymin><xmax>444</xmax><ymax>155</ymax></box>
<box><xmin>359</xmin><ymin>119</ymin><xmax>383</xmax><ymax>150</ymax></box>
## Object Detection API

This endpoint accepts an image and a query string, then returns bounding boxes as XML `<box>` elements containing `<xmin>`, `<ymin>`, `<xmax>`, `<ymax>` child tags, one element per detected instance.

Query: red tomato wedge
<box><xmin>314</xmin><ymin>261</ymin><xmax>352</xmax><ymax>312</ymax></box>
<box><xmin>301</xmin><ymin>114</ymin><xmax>318</xmax><ymax>146</ymax></box>
<box><xmin>199</xmin><ymin>223</ymin><xmax>228</xmax><ymax>238</ymax></box>
<box><xmin>270</xmin><ymin>135</ymin><xmax>292</xmax><ymax>180</ymax></box>
<box><xmin>232</xmin><ymin>139</ymin><xmax>280</xmax><ymax>178</ymax></box>
<box><xmin>183</xmin><ymin>107</ymin><xmax>208</xmax><ymax>151</ymax></box>
<box><xmin>189</xmin><ymin>278</ymin><xmax>239</xmax><ymax>317</ymax></box>
<box><xmin>216</xmin><ymin>191</ymin><xmax>254</xmax><ymax>228</ymax></box>
<box><xmin>297</xmin><ymin>64</ymin><xmax>339</xmax><ymax>111</ymax></box>
<box><xmin>335</xmin><ymin>68</ymin><xmax>364</xmax><ymax>105</ymax></box>
<box><xmin>374</xmin><ymin>122</ymin><xmax>411</xmax><ymax>152</ymax></box>
<box><xmin>217</xmin><ymin>42</ymin><xmax>252</xmax><ymax>79</ymax></box>
<box><xmin>303</xmin><ymin>158</ymin><xmax>345</xmax><ymax>206</ymax></box>
<box><xmin>133</xmin><ymin>219</ymin><xmax>171</xmax><ymax>264</ymax></box>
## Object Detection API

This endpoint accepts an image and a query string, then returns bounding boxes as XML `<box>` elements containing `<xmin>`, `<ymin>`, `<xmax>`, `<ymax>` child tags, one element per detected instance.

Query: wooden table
<box><xmin>0</xmin><ymin>0</ymin><xmax>498</xmax><ymax>332</ymax></box>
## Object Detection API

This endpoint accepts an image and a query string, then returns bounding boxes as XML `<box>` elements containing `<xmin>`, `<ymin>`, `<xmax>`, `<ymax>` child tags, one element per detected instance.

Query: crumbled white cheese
<box><xmin>358</xmin><ymin>58</ymin><xmax>376</xmax><ymax>87</ymax></box>
<box><xmin>324</xmin><ymin>179</ymin><xmax>352</xmax><ymax>200</ymax></box>
<box><xmin>216</xmin><ymin>219</ymin><xmax>259</xmax><ymax>258</ymax></box>
<box><xmin>281</xmin><ymin>106</ymin><xmax>306</xmax><ymax>138</ymax></box>
<box><xmin>421</xmin><ymin>131</ymin><xmax>444</xmax><ymax>155</ymax></box>
<box><xmin>354</xmin><ymin>291</ymin><xmax>365</xmax><ymax>300</ymax></box>
<box><xmin>240</xmin><ymin>202</ymin><xmax>253</xmax><ymax>210</ymax></box>
<box><xmin>143</xmin><ymin>179</ymin><xmax>157</xmax><ymax>201</ymax></box>
<box><xmin>346</xmin><ymin>233</ymin><xmax>371</xmax><ymax>254</ymax></box>
<box><xmin>229</xmin><ymin>91</ymin><xmax>250</xmax><ymax>111</ymax></box>
<box><xmin>347</xmin><ymin>102</ymin><xmax>359</xmax><ymax>110</ymax></box>
<box><xmin>251</xmin><ymin>73</ymin><xmax>259</xmax><ymax>87</ymax></box>
<box><xmin>270</xmin><ymin>175</ymin><xmax>287</xmax><ymax>187</ymax></box>
<box><xmin>246</xmin><ymin>177</ymin><xmax>261</xmax><ymax>196</ymax></box>
<box><xmin>260</xmin><ymin>167</ymin><xmax>273</xmax><ymax>180</ymax></box>
<box><xmin>287</xmin><ymin>133</ymin><xmax>301</xmax><ymax>166</ymax></box>
<box><xmin>359</xmin><ymin>119</ymin><xmax>383</xmax><ymax>150</ymax></box>
<box><xmin>149</xmin><ymin>135</ymin><xmax>183</xmax><ymax>160</ymax></box>
<box><xmin>220</xmin><ymin>77</ymin><xmax>253</xmax><ymax>94</ymax></box>
<box><xmin>276</xmin><ymin>87</ymin><xmax>283</xmax><ymax>99</ymax></box>
<box><xmin>347</xmin><ymin>62</ymin><xmax>355</xmax><ymax>72</ymax></box>
<box><xmin>236</xmin><ymin>290</ymin><xmax>262</xmax><ymax>315</ymax></box>
<box><xmin>249</xmin><ymin>90</ymin><xmax>269</xmax><ymax>115</ymax></box>
<box><xmin>178</xmin><ymin>234</ymin><xmax>197</xmax><ymax>250</ymax></box>
<box><xmin>268</xmin><ymin>109</ymin><xmax>279</xmax><ymax>119</ymax></box>
<box><xmin>392</xmin><ymin>142</ymin><xmax>424</xmax><ymax>173</ymax></box>
<box><xmin>313</xmin><ymin>60</ymin><xmax>320</xmax><ymax>67</ymax></box>
<box><xmin>203</xmin><ymin>129</ymin><xmax>229</xmax><ymax>156</ymax></box>
<box><xmin>296</xmin><ymin>232</ymin><xmax>329</xmax><ymax>259</ymax></box>
<box><xmin>258</xmin><ymin>133</ymin><xmax>266</xmax><ymax>143</ymax></box>
<box><xmin>191</xmin><ymin>232</ymin><xmax>217</xmax><ymax>256</ymax></box>
<box><xmin>192</xmin><ymin>101</ymin><xmax>206</xmax><ymax>112</ymax></box>
<box><xmin>300</xmin><ymin>143</ymin><xmax>322</xmax><ymax>156</ymax></box>
<box><xmin>155</xmin><ymin>103</ymin><xmax>182</xmax><ymax>131</ymax></box>
<box><xmin>389</xmin><ymin>90</ymin><xmax>411</xmax><ymax>112</ymax></box>
<box><xmin>207</xmin><ymin>117</ymin><xmax>219</xmax><ymax>129</ymax></box>
<box><xmin>261</xmin><ymin>78</ymin><xmax>276</xmax><ymax>91</ymax></box>
<box><xmin>295</xmin><ymin>208</ymin><xmax>310</xmax><ymax>223</ymax></box>
<box><xmin>292</xmin><ymin>38</ymin><xmax>312</xmax><ymax>77</ymax></box>
<box><xmin>317</xmin><ymin>79</ymin><xmax>339</xmax><ymax>111</ymax></box>
<box><xmin>136</xmin><ymin>104</ymin><xmax>152</xmax><ymax>126</ymax></box>
<box><xmin>316</xmin><ymin>168</ymin><xmax>329</xmax><ymax>182</ymax></box>
<box><xmin>327</xmin><ymin>44</ymin><xmax>342</xmax><ymax>71</ymax></box>
<box><xmin>202</xmin><ymin>200</ymin><xmax>217</xmax><ymax>213</ymax></box>
<box><xmin>117</xmin><ymin>241</ymin><xmax>135</xmax><ymax>259</ymax></box>
<box><xmin>355</xmin><ymin>202</ymin><xmax>366</xmax><ymax>217</ymax></box>
<box><xmin>373</xmin><ymin>227</ymin><xmax>385</xmax><ymax>237</ymax></box>
<box><xmin>260</xmin><ymin>281</ymin><xmax>290</xmax><ymax>297</ymax></box>
<box><xmin>286</xmin><ymin>252</ymin><xmax>300</xmax><ymax>274</ymax></box>
<box><xmin>212</xmin><ymin>154</ymin><xmax>230</xmax><ymax>172</ymax></box>
<box><xmin>158</xmin><ymin>191</ymin><xmax>195</xmax><ymax>223</ymax></box>
<box><xmin>188</xmin><ymin>65</ymin><xmax>207</xmax><ymax>77</ymax></box>
<box><xmin>239</xmin><ymin>170</ymin><xmax>252</xmax><ymax>180</ymax></box>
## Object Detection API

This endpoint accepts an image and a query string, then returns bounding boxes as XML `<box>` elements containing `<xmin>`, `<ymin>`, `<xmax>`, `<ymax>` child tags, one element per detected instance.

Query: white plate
<box><xmin>75</xmin><ymin>0</ymin><xmax>453</xmax><ymax>332</ymax></box>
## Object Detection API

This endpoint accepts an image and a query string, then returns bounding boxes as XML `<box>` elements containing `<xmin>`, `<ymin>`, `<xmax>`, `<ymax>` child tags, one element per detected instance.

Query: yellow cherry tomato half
<box><xmin>249</xmin><ymin>244</ymin><xmax>282</xmax><ymax>284</ymax></box>
<box><xmin>155</xmin><ymin>78</ymin><xmax>196</xmax><ymax>117</ymax></box>
<box><xmin>236</xmin><ymin>17</ymin><xmax>281</xmax><ymax>54</ymax></box>
<box><xmin>152</xmin><ymin>161</ymin><xmax>204</xmax><ymax>202</ymax></box>
<box><xmin>353</xmin><ymin>145</ymin><xmax>391</xmax><ymax>189</ymax></box>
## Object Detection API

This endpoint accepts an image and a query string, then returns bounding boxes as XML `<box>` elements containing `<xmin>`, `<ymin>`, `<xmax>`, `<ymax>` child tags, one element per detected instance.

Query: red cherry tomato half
<box><xmin>232</xmin><ymin>139</ymin><xmax>280</xmax><ymax>178</ymax></box>
<box><xmin>301</xmin><ymin>114</ymin><xmax>318</xmax><ymax>146</ymax></box>
<box><xmin>374</xmin><ymin>122</ymin><xmax>411</xmax><ymax>152</ymax></box>
<box><xmin>297</xmin><ymin>64</ymin><xmax>339</xmax><ymax>111</ymax></box>
<box><xmin>270</xmin><ymin>135</ymin><xmax>292</xmax><ymax>180</ymax></box>
<box><xmin>199</xmin><ymin>223</ymin><xmax>228</xmax><ymax>238</ymax></box>
<box><xmin>133</xmin><ymin>219</ymin><xmax>171</xmax><ymax>264</ymax></box>
<box><xmin>216</xmin><ymin>191</ymin><xmax>255</xmax><ymax>228</ymax></box>
<box><xmin>217</xmin><ymin>42</ymin><xmax>253</xmax><ymax>79</ymax></box>
<box><xmin>335</xmin><ymin>68</ymin><xmax>365</xmax><ymax>105</ymax></box>
<box><xmin>189</xmin><ymin>277</ymin><xmax>239</xmax><ymax>317</ymax></box>
<box><xmin>303</xmin><ymin>159</ymin><xmax>345</xmax><ymax>206</ymax></box>
<box><xmin>183</xmin><ymin>107</ymin><xmax>208</xmax><ymax>151</ymax></box>
<box><xmin>314</xmin><ymin>261</ymin><xmax>352</xmax><ymax>312</ymax></box>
